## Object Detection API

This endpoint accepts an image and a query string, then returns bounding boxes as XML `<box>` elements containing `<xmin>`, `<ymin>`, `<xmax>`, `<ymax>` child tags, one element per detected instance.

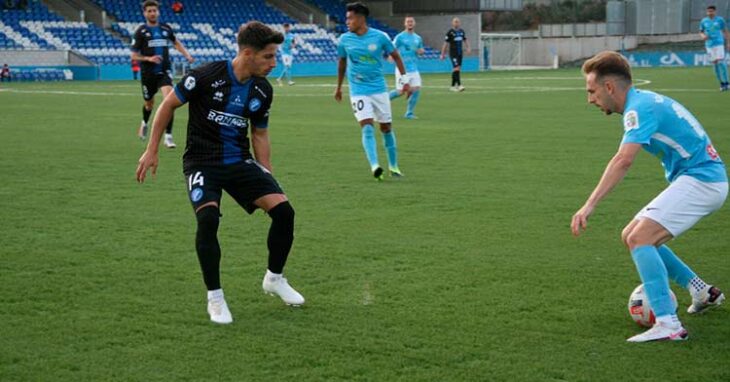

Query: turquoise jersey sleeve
<box><xmin>621</xmin><ymin>106</ymin><xmax>658</xmax><ymax>145</ymax></box>
<box><xmin>382</xmin><ymin>33</ymin><xmax>394</xmax><ymax>55</ymax></box>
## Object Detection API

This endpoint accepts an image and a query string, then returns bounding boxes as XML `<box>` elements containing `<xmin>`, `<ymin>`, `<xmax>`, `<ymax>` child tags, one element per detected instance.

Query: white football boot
<box><xmin>449</xmin><ymin>86</ymin><xmax>459</xmax><ymax>92</ymax></box>
<box><xmin>688</xmin><ymin>286</ymin><xmax>725</xmax><ymax>314</ymax></box>
<box><xmin>164</xmin><ymin>133</ymin><xmax>177</xmax><ymax>148</ymax></box>
<box><xmin>627</xmin><ymin>322</ymin><xmax>688</xmax><ymax>342</ymax></box>
<box><xmin>457</xmin><ymin>85</ymin><xmax>465</xmax><ymax>92</ymax></box>
<box><xmin>287</xmin><ymin>81</ymin><xmax>295</xmax><ymax>86</ymax></box>
<box><xmin>262</xmin><ymin>271</ymin><xmax>305</xmax><ymax>306</ymax></box>
<box><xmin>207</xmin><ymin>290</ymin><xmax>233</xmax><ymax>324</ymax></box>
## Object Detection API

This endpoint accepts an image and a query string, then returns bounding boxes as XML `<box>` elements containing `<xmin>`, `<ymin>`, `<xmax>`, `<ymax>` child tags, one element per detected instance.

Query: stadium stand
<box><xmin>0</xmin><ymin>0</ymin><xmax>441</xmax><ymax>77</ymax></box>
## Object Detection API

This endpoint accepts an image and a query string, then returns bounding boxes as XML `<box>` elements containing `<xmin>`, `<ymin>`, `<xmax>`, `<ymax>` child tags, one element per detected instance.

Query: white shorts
<box><xmin>281</xmin><ymin>54</ymin><xmax>293</xmax><ymax>66</ymax></box>
<box><xmin>706</xmin><ymin>46</ymin><xmax>725</xmax><ymax>61</ymax></box>
<box><xmin>634</xmin><ymin>175</ymin><xmax>728</xmax><ymax>237</ymax></box>
<box><xmin>395</xmin><ymin>71</ymin><xmax>422</xmax><ymax>90</ymax></box>
<box><xmin>349</xmin><ymin>92</ymin><xmax>392</xmax><ymax>123</ymax></box>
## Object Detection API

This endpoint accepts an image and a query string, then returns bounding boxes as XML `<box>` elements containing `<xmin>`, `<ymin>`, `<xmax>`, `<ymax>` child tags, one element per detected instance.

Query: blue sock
<box><xmin>406</xmin><ymin>90</ymin><xmax>420</xmax><ymax>116</ymax></box>
<box><xmin>657</xmin><ymin>245</ymin><xmax>696</xmax><ymax>289</ymax></box>
<box><xmin>286</xmin><ymin>66</ymin><xmax>292</xmax><ymax>82</ymax></box>
<box><xmin>631</xmin><ymin>246</ymin><xmax>675</xmax><ymax>317</ymax></box>
<box><xmin>382</xmin><ymin>130</ymin><xmax>398</xmax><ymax>171</ymax></box>
<box><xmin>714</xmin><ymin>63</ymin><xmax>724</xmax><ymax>84</ymax></box>
<box><xmin>389</xmin><ymin>89</ymin><xmax>400</xmax><ymax>100</ymax></box>
<box><xmin>720</xmin><ymin>63</ymin><xmax>729</xmax><ymax>83</ymax></box>
<box><xmin>361</xmin><ymin>124</ymin><xmax>379</xmax><ymax>170</ymax></box>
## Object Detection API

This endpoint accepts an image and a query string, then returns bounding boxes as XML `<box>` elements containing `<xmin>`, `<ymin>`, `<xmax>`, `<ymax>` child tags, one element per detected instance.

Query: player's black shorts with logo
<box><xmin>141</xmin><ymin>71</ymin><xmax>173</xmax><ymax>101</ymax></box>
<box><xmin>450</xmin><ymin>55</ymin><xmax>463</xmax><ymax>68</ymax></box>
<box><xmin>185</xmin><ymin>160</ymin><xmax>284</xmax><ymax>214</ymax></box>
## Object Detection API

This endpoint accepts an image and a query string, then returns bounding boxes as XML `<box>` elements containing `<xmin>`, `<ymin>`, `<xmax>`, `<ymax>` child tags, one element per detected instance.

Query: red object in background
<box><xmin>131</xmin><ymin>60</ymin><xmax>140</xmax><ymax>72</ymax></box>
<box><xmin>172</xmin><ymin>1</ymin><xmax>183</xmax><ymax>14</ymax></box>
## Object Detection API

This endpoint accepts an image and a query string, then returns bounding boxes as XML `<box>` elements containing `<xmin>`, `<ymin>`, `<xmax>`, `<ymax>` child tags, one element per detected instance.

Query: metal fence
<box><xmin>607</xmin><ymin>0</ymin><xmax>730</xmax><ymax>35</ymax></box>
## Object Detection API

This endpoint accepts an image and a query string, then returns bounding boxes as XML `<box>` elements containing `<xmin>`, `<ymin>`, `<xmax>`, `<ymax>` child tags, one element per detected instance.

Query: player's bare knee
<box><xmin>379</xmin><ymin>124</ymin><xmax>391</xmax><ymax>133</ymax></box>
<box><xmin>144</xmin><ymin>100</ymin><xmax>154</xmax><ymax>110</ymax></box>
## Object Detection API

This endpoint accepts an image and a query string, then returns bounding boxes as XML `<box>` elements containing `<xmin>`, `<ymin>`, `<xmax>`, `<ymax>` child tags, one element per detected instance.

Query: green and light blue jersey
<box><xmin>394</xmin><ymin>31</ymin><xmax>423</xmax><ymax>73</ymax></box>
<box><xmin>700</xmin><ymin>16</ymin><xmax>727</xmax><ymax>48</ymax></box>
<box><xmin>337</xmin><ymin>28</ymin><xmax>395</xmax><ymax>96</ymax></box>
<box><xmin>621</xmin><ymin>88</ymin><xmax>727</xmax><ymax>183</ymax></box>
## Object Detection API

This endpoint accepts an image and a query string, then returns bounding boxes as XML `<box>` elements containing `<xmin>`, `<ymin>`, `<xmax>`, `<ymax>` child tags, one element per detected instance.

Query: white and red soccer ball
<box><xmin>627</xmin><ymin>284</ymin><xmax>677</xmax><ymax>327</ymax></box>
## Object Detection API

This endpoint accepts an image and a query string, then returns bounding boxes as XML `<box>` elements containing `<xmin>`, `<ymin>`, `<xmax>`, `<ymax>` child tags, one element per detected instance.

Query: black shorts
<box><xmin>141</xmin><ymin>71</ymin><xmax>173</xmax><ymax>101</ymax></box>
<box><xmin>184</xmin><ymin>159</ymin><xmax>285</xmax><ymax>214</ymax></box>
<box><xmin>450</xmin><ymin>55</ymin><xmax>463</xmax><ymax>68</ymax></box>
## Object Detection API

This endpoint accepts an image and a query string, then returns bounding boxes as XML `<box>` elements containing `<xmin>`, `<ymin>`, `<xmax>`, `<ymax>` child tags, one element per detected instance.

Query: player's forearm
<box><xmin>584</xmin><ymin>154</ymin><xmax>633</xmax><ymax>208</ymax></box>
<box><xmin>251</xmin><ymin>133</ymin><xmax>272</xmax><ymax>171</ymax></box>
<box><xmin>440</xmin><ymin>43</ymin><xmax>448</xmax><ymax>55</ymax></box>
<box><xmin>131</xmin><ymin>52</ymin><xmax>149</xmax><ymax>62</ymax></box>
<box><xmin>175</xmin><ymin>41</ymin><xmax>192</xmax><ymax>58</ymax></box>
<box><xmin>336</xmin><ymin>60</ymin><xmax>346</xmax><ymax>89</ymax></box>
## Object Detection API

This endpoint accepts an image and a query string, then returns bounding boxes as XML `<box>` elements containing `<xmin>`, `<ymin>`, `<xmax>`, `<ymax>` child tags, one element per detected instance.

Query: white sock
<box><xmin>165</xmin><ymin>133</ymin><xmax>173</xmax><ymax>139</ymax></box>
<box><xmin>688</xmin><ymin>276</ymin><xmax>709</xmax><ymax>298</ymax></box>
<box><xmin>266</xmin><ymin>269</ymin><xmax>282</xmax><ymax>282</ymax></box>
<box><xmin>656</xmin><ymin>314</ymin><xmax>680</xmax><ymax>328</ymax></box>
<box><xmin>207</xmin><ymin>288</ymin><xmax>224</xmax><ymax>300</ymax></box>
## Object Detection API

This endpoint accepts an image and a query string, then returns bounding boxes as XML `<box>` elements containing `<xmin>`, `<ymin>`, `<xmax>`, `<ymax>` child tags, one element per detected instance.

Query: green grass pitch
<box><xmin>1</xmin><ymin>67</ymin><xmax>729</xmax><ymax>381</ymax></box>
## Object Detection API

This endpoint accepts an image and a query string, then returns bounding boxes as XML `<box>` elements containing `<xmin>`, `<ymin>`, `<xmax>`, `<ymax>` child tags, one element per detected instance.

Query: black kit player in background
<box><xmin>440</xmin><ymin>17</ymin><xmax>471</xmax><ymax>92</ymax></box>
<box><xmin>131</xmin><ymin>0</ymin><xmax>194</xmax><ymax>148</ymax></box>
<box><xmin>135</xmin><ymin>21</ymin><xmax>305</xmax><ymax>325</ymax></box>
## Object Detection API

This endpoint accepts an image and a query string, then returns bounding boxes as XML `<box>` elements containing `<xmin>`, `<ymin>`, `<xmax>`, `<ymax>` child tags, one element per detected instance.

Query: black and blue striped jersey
<box><xmin>131</xmin><ymin>23</ymin><xmax>176</xmax><ymax>75</ymax></box>
<box><xmin>174</xmin><ymin>61</ymin><xmax>274</xmax><ymax>171</ymax></box>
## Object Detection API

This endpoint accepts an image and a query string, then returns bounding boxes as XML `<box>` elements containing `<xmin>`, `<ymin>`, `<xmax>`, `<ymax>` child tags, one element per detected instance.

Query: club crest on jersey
<box><xmin>624</xmin><ymin>110</ymin><xmax>639</xmax><ymax>131</ymax></box>
<box><xmin>368</xmin><ymin>43</ymin><xmax>377</xmax><ymax>52</ymax></box>
<box><xmin>249</xmin><ymin>98</ymin><xmax>262</xmax><ymax>112</ymax></box>
<box><xmin>184</xmin><ymin>76</ymin><xmax>196</xmax><ymax>90</ymax></box>
<box><xmin>190</xmin><ymin>188</ymin><xmax>203</xmax><ymax>202</ymax></box>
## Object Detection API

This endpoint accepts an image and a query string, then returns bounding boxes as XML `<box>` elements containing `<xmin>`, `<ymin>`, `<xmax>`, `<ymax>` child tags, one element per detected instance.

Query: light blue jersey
<box><xmin>621</xmin><ymin>88</ymin><xmax>727</xmax><ymax>183</ymax></box>
<box><xmin>393</xmin><ymin>31</ymin><xmax>423</xmax><ymax>73</ymax></box>
<box><xmin>337</xmin><ymin>28</ymin><xmax>395</xmax><ymax>96</ymax></box>
<box><xmin>700</xmin><ymin>16</ymin><xmax>727</xmax><ymax>48</ymax></box>
<box><xmin>281</xmin><ymin>33</ymin><xmax>295</xmax><ymax>55</ymax></box>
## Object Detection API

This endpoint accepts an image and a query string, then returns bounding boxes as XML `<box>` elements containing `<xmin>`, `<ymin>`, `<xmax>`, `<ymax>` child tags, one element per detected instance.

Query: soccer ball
<box><xmin>627</xmin><ymin>284</ymin><xmax>677</xmax><ymax>327</ymax></box>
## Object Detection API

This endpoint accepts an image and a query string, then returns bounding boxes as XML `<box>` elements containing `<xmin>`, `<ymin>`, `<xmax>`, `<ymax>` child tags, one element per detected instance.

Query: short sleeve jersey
<box><xmin>394</xmin><ymin>31</ymin><xmax>423</xmax><ymax>73</ymax></box>
<box><xmin>337</xmin><ymin>28</ymin><xmax>395</xmax><ymax>96</ymax></box>
<box><xmin>131</xmin><ymin>23</ymin><xmax>177</xmax><ymax>75</ymax></box>
<box><xmin>445</xmin><ymin>28</ymin><xmax>466</xmax><ymax>57</ymax></box>
<box><xmin>700</xmin><ymin>16</ymin><xmax>727</xmax><ymax>48</ymax></box>
<box><xmin>621</xmin><ymin>88</ymin><xmax>727</xmax><ymax>183</ymax></box>
<box><xmin>281</xmin><ymin>33</ymin><xmax>295</xmax><ymax>55</ymax></box>
<box><xmin>173</xmin><ymin>61</ymin><xmax>274</xmax><ymax>171</ymax></box>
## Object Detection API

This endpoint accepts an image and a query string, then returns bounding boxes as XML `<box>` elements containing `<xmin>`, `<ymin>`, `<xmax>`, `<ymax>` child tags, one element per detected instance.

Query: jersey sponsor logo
<box><xmin>707</xmin><ymin>144</ymin><xmax>720</xmax><ymax>160</ymax></box>
<box><xmin>148</xmin><ymin>39</ymin><xmax>169</xmax><ymax>48</ymax></box>
<box><xmin>190</xmin><ymin>188</ymin><xmax>204</xmax><ymax>202</ymax></box>
<box><xmin>184</xmin><ymin>76</ymin><xmax>196</xmax><ymax>90</ymax></box>
<box><xmin>207</xmin><ymin>110</ymin><xmax>248</xmax><ymax>129</ymax></box>
<box><xmin>211</xmin><ymin>80</ymin><xmax>226</xmax><ymax>88</ymax></box>
<box><xmin>231</xmin><ymin>95</ymin><xmax>244</xmax><ymax>107</ymax></box>
<box><xmin>213</xmin><ymin>91</ymin><xmax>223</xmax><ymax>102</ymax></box>
<box><xmin>624</xmin><ymin>110</ymin><xmax>639</xmax><ymax>131</ymax></box>
<box><xmin>249</xmin><ymin>98</ymin><xmax>262</xmax><ymax>112</ymax></box>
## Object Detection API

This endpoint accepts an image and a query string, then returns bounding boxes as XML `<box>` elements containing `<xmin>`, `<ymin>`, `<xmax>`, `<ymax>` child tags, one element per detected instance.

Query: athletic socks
<box><xmin>382</xmin><ymin>130</ymin><xmax>398</xmax><ymax>171</ymax></box>
<box><xmin>142</xmin><ymin>106</ymin><xmax>151</xmax><ymax>124</ymax></box>
<box><xmin>631</xmin><ymin>245</ymin><xmax>675</xmax><ymax>317</ymax></box>
<box><xmin>718</xmin><ymin>61</ymin><xmax>728</xmax><ymax>85</ymax></box>
<box><xmin>207</xmin><ymin>288</ymin><xmax>224</xmax><ymax>301</ymax></box>
<box><xmin>361</xmin><ymin>124</ymin><xmax>380</xmax><ymax>170</ymax></box>
<box><xmin>688</xmin><ymin>276</ymin><xmax>709</xmax><ymax>299</ymax></box>
<box><xmin>286</xmin><ymin>66</ymin><xmax>292</xmax><ymax>83</ymax></box>
<box><xmin>655</xmin><ymin>314</ymin><xmax>681</xmax><ymax>328</ymax></box>
<box><xmin>656</xmin><ymin>245</ymin><xmax>696</xmax><ymax>289</ymax></box>
<box><xmin>455</xmin><ymin>71</ymin><xmax>461</xmax><ymax>86</ymax></box>
<box><xmin>389</xmin><ymin>89</ymin><xmax>400</xmax><ymax>100</ymax></box>
<box><xmin>451</xmin><ymin>71</ymin><xmax>457</xmax><ymax>86</ymax></box>
<box><xmin>165</xmin><ymin>115</ymin><xmax>174</xmax><ymax>134</ymax></box>
<box><xmin>406</xmin><ymin>90</ymin><xmax>420</xmax><ymax>116</ymax></box>
<box><xmin>196</xmin><ymin>206</ymin><xmax>222</xmax><ymax>291</ymax></box>
<box><xmin>266</xmin><ymin>202</ymin><xmax>295</xmax><ymax>274</ymax></box>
